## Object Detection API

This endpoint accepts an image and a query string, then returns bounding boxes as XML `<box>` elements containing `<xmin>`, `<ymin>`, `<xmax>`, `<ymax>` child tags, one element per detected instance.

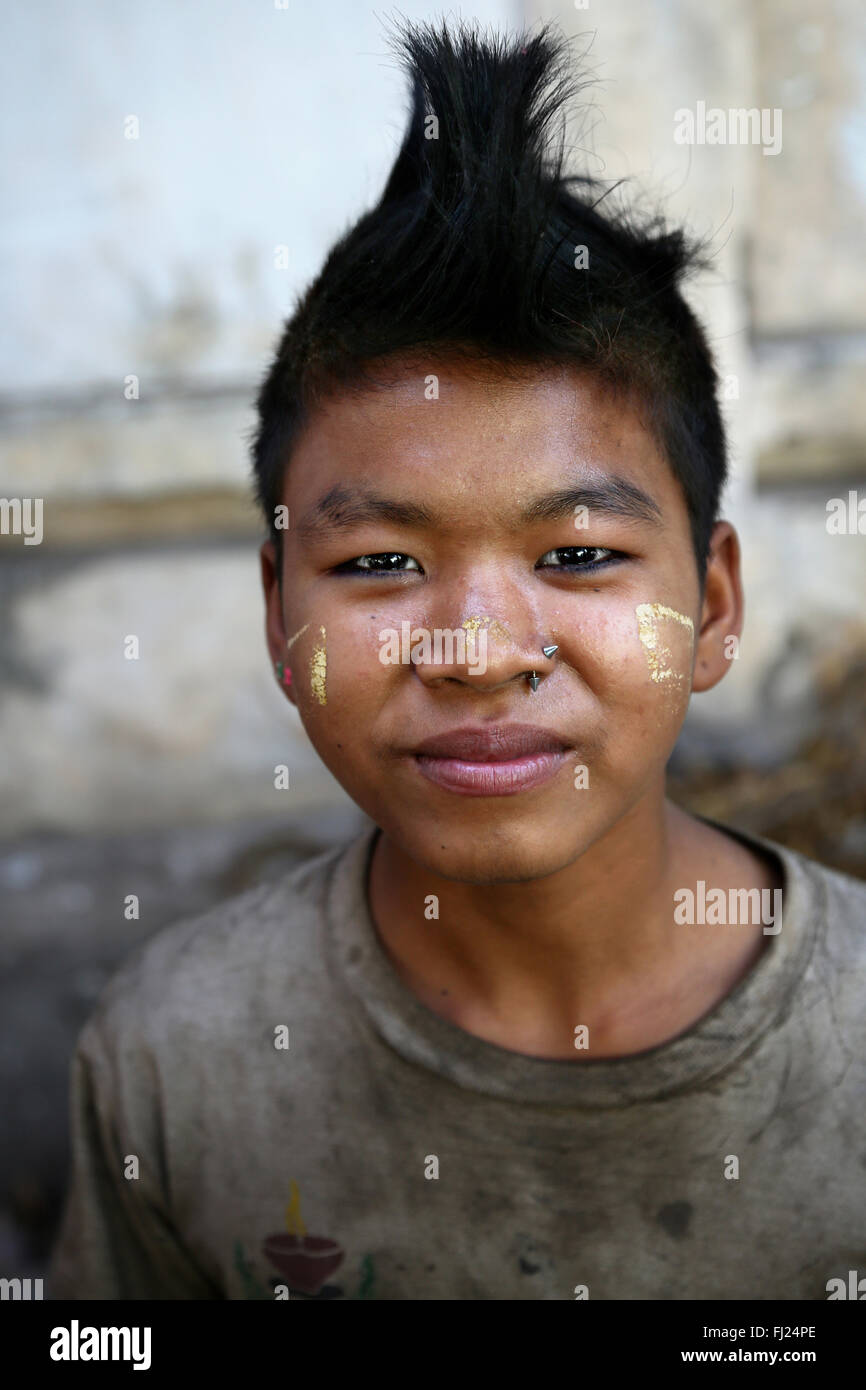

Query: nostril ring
<box><xmin>526</xmin><ymin>643</ymin><xmax>557</xmax><ymax>691</ymax></box>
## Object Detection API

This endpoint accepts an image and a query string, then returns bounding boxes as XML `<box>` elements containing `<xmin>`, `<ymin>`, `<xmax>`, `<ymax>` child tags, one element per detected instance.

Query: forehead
<box><xmin>288</xmin><ymin>354</ymin><xmax>678</xmax><ymax>511</ymax></box>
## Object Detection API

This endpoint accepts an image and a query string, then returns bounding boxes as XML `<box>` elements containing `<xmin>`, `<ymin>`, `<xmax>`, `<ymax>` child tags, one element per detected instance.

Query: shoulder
<box><xmin>795</xmin><ymin>849</ymin><xmax>866</xmax><ymax>963</ymax></box>
<box><xmin>76</xmin><ymin>829</ymin><xmax>373</xmax><ymax>1065</ymax></box>
<box><xmin>703</xmin><ymin>813</ymin><xmax>866</xmax><ymax>950</ymax></box>
<box><xmin>745</xmin><ymin>825</ymin><xmax>866</xmax><ymax>985</ymax></box>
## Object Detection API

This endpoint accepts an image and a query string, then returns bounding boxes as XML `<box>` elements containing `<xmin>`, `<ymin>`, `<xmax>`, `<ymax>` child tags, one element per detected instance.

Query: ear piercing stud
<box><xmin>275</xmin><ymin>660</ymin><xmax>292</xmax><ymax>688</ymax></box>
<box><xmin>526</xmin><ymin>643</ymin><xmax>558</xmax><ymax>691</ymax></box>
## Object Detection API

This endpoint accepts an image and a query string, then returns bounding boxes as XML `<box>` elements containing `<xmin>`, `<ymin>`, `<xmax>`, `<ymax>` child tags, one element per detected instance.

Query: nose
<box><xmin>411</xmin><ymin>614</ymin><xmax>557</xmax><ymax>694</ymax></box>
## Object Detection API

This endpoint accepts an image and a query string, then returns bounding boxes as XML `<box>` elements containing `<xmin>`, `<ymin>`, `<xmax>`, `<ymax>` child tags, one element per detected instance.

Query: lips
<box><xmin>412</xmin><ymin>724</ymin><xmax>569</xmax><ymax>761</ymax></box>
<box><xmin>410</xmin><ymin>724</ymin><xmax>572</xmax><ymax>796</ymax></box>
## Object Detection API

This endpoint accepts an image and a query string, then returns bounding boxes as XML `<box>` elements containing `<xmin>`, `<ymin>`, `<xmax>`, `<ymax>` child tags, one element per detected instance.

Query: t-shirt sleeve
<box><xmin>48</xmin><ymin>1007</ymin><xmax>220</xmax><ymax>1300</ymax></box>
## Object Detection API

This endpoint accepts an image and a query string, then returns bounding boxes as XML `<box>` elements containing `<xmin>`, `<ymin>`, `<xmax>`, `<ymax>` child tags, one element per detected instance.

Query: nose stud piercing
<box><xmin>526</xmin><ymin>643</ymin><xmax>558</xmax><ymax>691</ymax></box>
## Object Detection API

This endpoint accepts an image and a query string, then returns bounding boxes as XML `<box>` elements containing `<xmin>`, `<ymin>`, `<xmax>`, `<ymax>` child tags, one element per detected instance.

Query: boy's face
<box><xmin>262</xmin><ymin>356</ymin><xmax>741</xmax><ymax>883</ymax></box>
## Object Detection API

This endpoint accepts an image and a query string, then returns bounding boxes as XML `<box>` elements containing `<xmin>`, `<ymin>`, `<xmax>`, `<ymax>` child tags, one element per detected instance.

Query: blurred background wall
<box><xmin>1</xmin><ymin>0</ymin><xmax>864</xmax><ymax>1281</ymax></box>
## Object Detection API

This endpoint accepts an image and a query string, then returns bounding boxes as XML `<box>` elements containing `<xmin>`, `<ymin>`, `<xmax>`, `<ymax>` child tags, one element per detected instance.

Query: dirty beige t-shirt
<box><xmin>49</xmin><ymin>822</ymin><xmax>866</xmax><ymax>1300</ymax></box>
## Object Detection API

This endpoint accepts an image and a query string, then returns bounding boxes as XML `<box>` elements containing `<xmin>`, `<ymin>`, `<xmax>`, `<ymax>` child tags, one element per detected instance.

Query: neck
<box><xmin>367</xmin><ymin>794</ymin><xmax>774</xmax><ymax>1059</ymax></box>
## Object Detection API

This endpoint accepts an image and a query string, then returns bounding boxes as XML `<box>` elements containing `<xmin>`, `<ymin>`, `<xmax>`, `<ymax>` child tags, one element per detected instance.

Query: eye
<box><xmin>537</xmin><ymin>546</ymin><xmax>620</xmax><ymax>571</ymax></box>
<box><xmin>333</xmin><ymin>552</ymin><xmax>423</xmax><ymax>575</ymax></box>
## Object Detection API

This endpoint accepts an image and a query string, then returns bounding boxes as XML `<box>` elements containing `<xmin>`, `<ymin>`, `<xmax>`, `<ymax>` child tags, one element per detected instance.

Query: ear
<box><xmin>260</xmin><ymin>540</ymin><xmax>298</xmax><ymax>708</ymax></box>
<box><xmin>691</xmin><ymin>521</ymin><xmax>744</xmax><ymax>694</ymax></box>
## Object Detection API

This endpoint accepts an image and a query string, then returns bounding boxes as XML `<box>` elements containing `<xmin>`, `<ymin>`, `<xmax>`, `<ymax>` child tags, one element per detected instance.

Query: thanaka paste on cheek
<box><xmin>635</xmin><ymin>603</ymin><xmax>694</xmax><ymax>687</ymax></box>
<box><xmin>310</xmin><ymin>626</ymin><xmax>327</xmax><ymax>705</ymax></box>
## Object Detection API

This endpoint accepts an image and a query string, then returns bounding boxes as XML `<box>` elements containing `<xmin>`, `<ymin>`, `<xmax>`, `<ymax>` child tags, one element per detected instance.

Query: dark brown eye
<box><xmin>335</xmin><ymin>552</ymin><xmax>423</xmax><ymax>574</ymax></box>
<box><xmin>537</xmin><ymin>547</ymin><xmax>617</xmax><ymax>570</ymax></box>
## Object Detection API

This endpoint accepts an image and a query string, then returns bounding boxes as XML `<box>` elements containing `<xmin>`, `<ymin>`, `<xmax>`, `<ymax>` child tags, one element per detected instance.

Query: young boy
<box><xmin>50</xmin><ymin>20</ymin><xmax>865</xmax><ymax>1301</ymax></box>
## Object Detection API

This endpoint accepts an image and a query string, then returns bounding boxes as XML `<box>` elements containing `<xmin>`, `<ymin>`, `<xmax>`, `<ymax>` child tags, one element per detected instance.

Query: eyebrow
<box><xmin>296</xmin><ymin>485</ymin><xmax>435</xmax><ymax>537</ymax></box>
<box><xmin>520</xmin><ymin>479</ymin><xmax>663</xmax><ymax>528</ymax></box>
<box><xmin>296</xmin><ymin>477</ymin><xmax>663</xmax><ymax>538</ymax></box>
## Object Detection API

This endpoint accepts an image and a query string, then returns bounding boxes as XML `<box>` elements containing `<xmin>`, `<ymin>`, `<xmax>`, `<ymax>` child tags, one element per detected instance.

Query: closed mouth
<box><xmin>410</xmin><ymin>724</ymin><xmax>570</xmax><ymax>761</ymax></box>
<box><xmin>408</xmin><ymin>725</ymin><xmax>572</xmax><ymax>797</ymax></box>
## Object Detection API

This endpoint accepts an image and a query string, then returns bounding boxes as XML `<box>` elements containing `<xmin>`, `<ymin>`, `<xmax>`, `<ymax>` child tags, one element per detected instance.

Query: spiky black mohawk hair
<box><xmin>252</xmin><ymin>18</ymin><xmax>726</xmax><ymax>576</ymax></box>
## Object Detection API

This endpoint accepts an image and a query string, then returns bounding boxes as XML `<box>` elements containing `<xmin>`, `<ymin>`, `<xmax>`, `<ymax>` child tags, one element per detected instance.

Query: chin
<box><xmin>397</xmin><ymin>818</ymin><xmax>589</xmax><ymax>885</ymax></box>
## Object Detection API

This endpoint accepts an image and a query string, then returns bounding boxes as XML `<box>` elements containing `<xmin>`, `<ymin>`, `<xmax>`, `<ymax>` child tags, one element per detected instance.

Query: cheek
<box><xmin>285</xmin><ymin>614</ymin><xmax>404</xmax><ymax>816</ymax></box>
<box><xmin>634</xmin><ymin>602</ymin><xmax>695</xmax><ymax>689</ymax></box>
<box><xmin>287</xmin><ymin>612</ymin><xmax>386</xmax><ymax>730</ymax></box>
<box><xmin>558</xmin><ymin>601</ymin><xmax>694</xmax><ymax>727</ymax></box>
